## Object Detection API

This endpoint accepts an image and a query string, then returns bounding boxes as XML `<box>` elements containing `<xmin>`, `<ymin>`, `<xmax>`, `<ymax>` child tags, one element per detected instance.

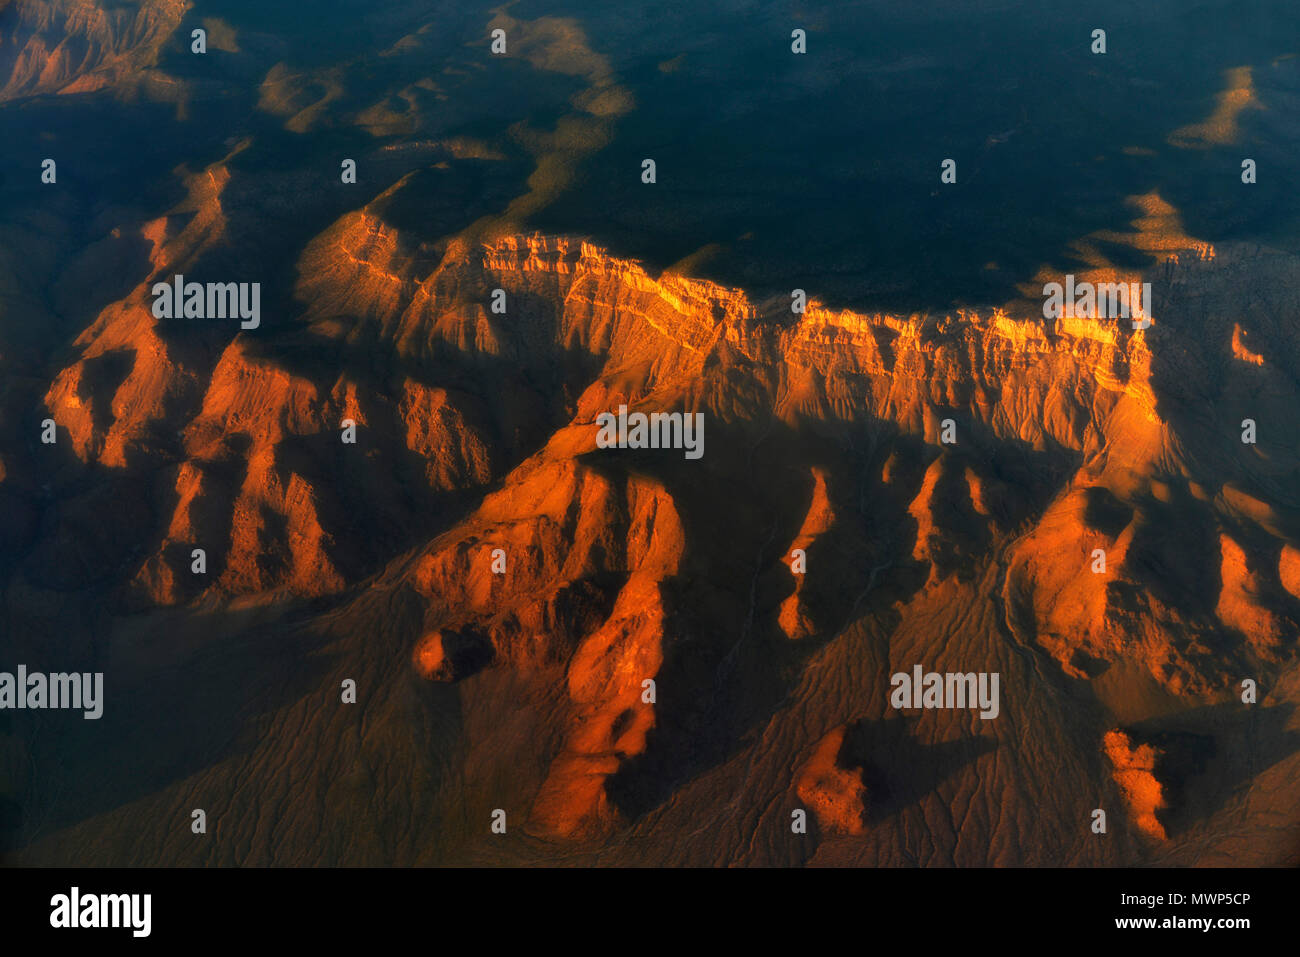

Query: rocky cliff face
<box><xmin>10</xmin><ymin>164</ymin><xmax>1300</xmax><ymax>863</ymax></box>
<box><xmin>6</xmin><ymin>0</ymin><xmax>1300</xmax><ymax>874</ymax></box>
<box><xmin>0</xmin><ymin>0</ymin><xmax>188</xmax><ymax>101</ymax></box>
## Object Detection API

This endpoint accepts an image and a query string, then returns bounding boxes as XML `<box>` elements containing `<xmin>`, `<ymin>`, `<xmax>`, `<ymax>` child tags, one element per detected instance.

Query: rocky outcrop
<box><xmin>796</xmin><ymin>726</ymin><xmax>869</xmax><ymax>835</ymax></box>
<box><xmin>0</xmin><ymin>0</ymin><xmax>188</xmax><ymax>102</ymax></box>
<box><xmin>1103</xmin><ymin>729</ymin><xmax>1168</xmax><ymax>842</ymax></box>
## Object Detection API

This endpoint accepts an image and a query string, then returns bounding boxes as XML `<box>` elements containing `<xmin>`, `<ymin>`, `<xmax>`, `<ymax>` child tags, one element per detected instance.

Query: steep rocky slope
<box><xmin>0</xmin><ymin>0</ymin><xmax>188</xmax><ymax>102</ymax></box>
<box><xmin>3</xmin><ymin>0</ymin><xmax>1299</xmax><ymax>866</ymax></box>
<box><xmin>7</xmin><ymin>183</ymin><xmax>1300</xmax><ymax>863</ymax></box>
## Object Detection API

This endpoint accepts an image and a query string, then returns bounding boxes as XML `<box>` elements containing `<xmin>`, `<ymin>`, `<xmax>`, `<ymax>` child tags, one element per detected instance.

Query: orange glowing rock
<box><xmin>796</xmin><ymin>726</ymin><xmax>868</xmax><ymax>836</ymax></box>
<box><xmin>1103</xmin><ymin>729</ymin><xmax>1167</xmax><ymax>842</ymax></box>
<box><xmin>1280</xmin><ymin>546</ymin><xmax>1300</xmax><ymax>601</ymax></box>
<box><xmin>778</xmin><ymin>467</ymin><xmax>835</xmax><ymax>640</ymax></box>
<box><xmin>412</xmin><ymin>631</ymin><xmax>449</xmax><ymax>680</ymax></box>
<box><xmin>1231</xmin><ymin>323</ymin><xmax>1265</xmax><ymax>366</ymax></box>
<box><xmin>1216</xmin><ymin>534</ymin><xmax>1283</xmax><ymax>654</ymax></box>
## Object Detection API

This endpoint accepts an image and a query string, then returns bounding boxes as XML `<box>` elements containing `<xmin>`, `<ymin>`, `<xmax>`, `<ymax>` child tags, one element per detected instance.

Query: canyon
<box><xmin>1</xmin><ymin>0</ymin><xmax>1299</xmax><ymax>868</ymax></box>
<box><xmin>3</xmin><ymin>190</ymin><xmax>1298</xmax><ymax>864</ymax></box>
